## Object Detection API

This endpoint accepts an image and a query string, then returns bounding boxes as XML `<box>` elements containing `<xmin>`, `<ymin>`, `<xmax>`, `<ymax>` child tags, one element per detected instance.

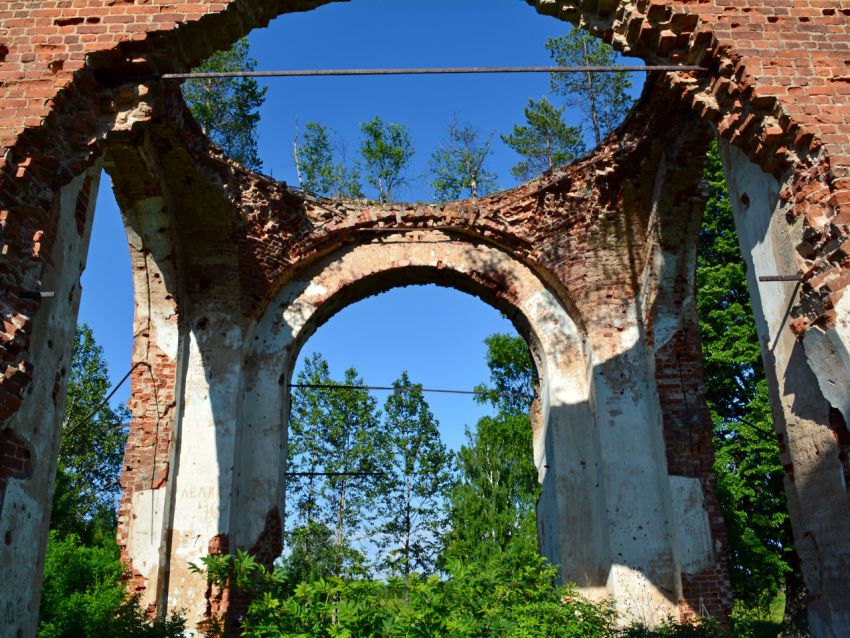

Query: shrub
<box><xmin>38</xmin><ymin>532</ymin><xmax>185</xmax><ymax>638</ymax></box>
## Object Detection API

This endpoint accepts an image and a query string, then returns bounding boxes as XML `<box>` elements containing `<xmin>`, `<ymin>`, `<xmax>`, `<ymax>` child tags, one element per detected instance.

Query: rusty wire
<box><xmin>133</xmin><ymin>65</ymin><xmax>707</xmax><ymax>82</ymax></box>
<box><xmin>285</xmin><ymin>471</ymin><xmax>386</xmax><ymax>477</ymax></box>
<box><xmin>288</xmin><ymin>383</ymin><xmax>534</xmax><ymax>400</ymax></box>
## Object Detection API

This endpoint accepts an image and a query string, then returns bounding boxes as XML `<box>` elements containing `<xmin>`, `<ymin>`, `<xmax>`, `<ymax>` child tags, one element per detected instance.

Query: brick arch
<box><xmin>529</xmin><ymin>0</ymin><xmax>850</xmax><ymax>330</ymax></box>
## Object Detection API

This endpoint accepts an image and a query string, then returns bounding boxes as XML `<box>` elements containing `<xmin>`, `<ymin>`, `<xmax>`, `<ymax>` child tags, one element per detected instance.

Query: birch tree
<box><xmin>359</xmin><ymin>116</ymin><xmax>414</xmax><ymax>202</ymax></box>
<box><xmin>429</xmin><ymin>118</ymin><xmax>497</xmax><ymax>200</ymax></box>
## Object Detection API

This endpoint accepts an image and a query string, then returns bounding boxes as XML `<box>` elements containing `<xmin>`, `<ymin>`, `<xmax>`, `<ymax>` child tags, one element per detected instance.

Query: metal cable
<box><xmin>134</xmin><ymin>65</ymin><xmax>707</xmax><ymax>82</ymax></box>
<box><xmin>63</xmin><ymin>361</ymin><xmax>148</xmax><ymax>438</ymax></box>
<box><xmin>288</xmin><ymin>383</ymin><xmax>534</xmax><ymax>399</ymax></box>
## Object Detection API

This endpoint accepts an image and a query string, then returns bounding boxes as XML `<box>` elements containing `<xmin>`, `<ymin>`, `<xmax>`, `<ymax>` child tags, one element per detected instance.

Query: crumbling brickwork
<box><xmin>1</xmin><ymin>1</ymin><xmax>849</xmax><ymax>636</ymax></box>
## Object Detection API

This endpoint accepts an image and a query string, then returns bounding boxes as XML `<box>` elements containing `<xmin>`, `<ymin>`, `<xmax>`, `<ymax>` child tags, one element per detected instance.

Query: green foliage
<box><xmin>374</xmin><ymin>372</ymin><xmax>452</xmax><ymax>577</ymax></box>
<box><xmin>183</xmin><ymin>38</ymin><xmax>266</xmax><ymax>170</ymax></box>
<box><xmin>38</xmin><ymin>532</ymin><xmax>185</xmax><ymax>638</ymax></box>
<box><xmin>190</xmin><ymin>544</ymin><xmax>621</xmax><ymax>638</ymax></box>
<box><xmin>473</xmin><ymin>333</ymin><xmax>537</xmax><ymax>415</ymax></box>
<box><xmin>359</xmin><ymin>116</ymin><xmax>415</xmax><ymax>201</ymax></box>
<box><xmin>696</xmin><ymin>143</ymin><xmax>794</xmax><ymax>614</ymax></box>
<box><xmin>444</xmin><ymin>413</ymin><xmax>539</xmax><ymax>561</ymax></box>
<box><xmin>295</xmin><ymin>122</ymin><xmax>363</xmax><ymax>198</ymax></box>
<box><xmin>191</xmin><ymin>544</ymin><xmax>736</xmax><ymax>637</ymax></box>
<box><xmin>428</xmin><ymin>118</ymin><xmax>498</xmax><ymax>200</ymax></box>
<box><xmin>501</xmin><ymin>97</ymin><xmax>585</xmax><ymax>180</ymax></box>
<box><xmin>545</xmin><ymin>30</ymin><xmax>632</xmax><ymax>146</ymax></box>
<box><xmin>619</xmin><ymin>619</ymin><xmax>726</xmax><ymax>638</ymax></box>
<box><xmin>697</xmin><ymin>146</ymin><xmax>764</xmax><ymax>419</ymax></box>
<box><xmin>286</xmin><ymin>354</ymin><xmax>384</xmax><ymax>578</ymax></box>
<box><xmin>53</xmin><ymin>324</ymin><xmax>129</xmax><ymax>543</ymax></box>
<box><xmin>444</xmin><ymin>334</ymin><xmax>539</xmax><ymax>562</ymax></box>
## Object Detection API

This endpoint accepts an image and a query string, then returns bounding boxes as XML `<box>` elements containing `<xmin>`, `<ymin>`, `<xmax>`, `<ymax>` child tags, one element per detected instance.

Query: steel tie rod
<box><xmin>287</xmin><ymin>383</ymin><xmax>535</xmax><ymax>400</ymax></box>
<box><xmin>140</xmin><ymin>65</ymin><xmax>707</xmax><ymax>81</ymax></box>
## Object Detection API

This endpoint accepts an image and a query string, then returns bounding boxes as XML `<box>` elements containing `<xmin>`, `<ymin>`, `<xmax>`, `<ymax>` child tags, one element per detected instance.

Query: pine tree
<box><xmin>545</xmin><ymin>29</ymin><xmax>632</xmax><ymax>146</ymax></box>
<box><xmin>501</xmin><ymin>97</ymin><xmax>584</xmax><ymax>180</ymax></box>
<box><xmin>183</xmin><ymin>38</ymin><xmax>266</xmax><ymax>170</ymax></box>
<box><xmin>374</xmin><ymin>372</ymin><xmax>451</xmax><ymax>577</ymax></box>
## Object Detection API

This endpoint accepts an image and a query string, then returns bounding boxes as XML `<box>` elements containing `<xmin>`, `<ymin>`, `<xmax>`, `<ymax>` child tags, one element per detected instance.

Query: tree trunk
<box><xmin>782</xmin><ymin>548</ymin><xmax>809</xmax><ymax>636</ymax></box>
<box><xmin>293</xmin><ymin>121</ymin><xmax>303</xmax><ymax>189</ymax></box>
<box><xmin>582</xmin><ymin>40</ymin><xmax>602</xmax><ymax>146</ymax></box>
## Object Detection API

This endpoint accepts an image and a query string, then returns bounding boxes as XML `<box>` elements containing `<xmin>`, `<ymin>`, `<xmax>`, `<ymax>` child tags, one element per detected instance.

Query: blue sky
<box><xmin>79</xmin><ymin>0</ymin><xmax>641</xmax><ymax>451</ymax></box>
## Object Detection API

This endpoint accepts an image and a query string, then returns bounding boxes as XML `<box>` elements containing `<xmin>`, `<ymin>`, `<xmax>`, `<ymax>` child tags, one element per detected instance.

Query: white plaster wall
<box><xmin>0</xmin><ymin>164</ymin><xmax>101</xmax><ymax>638</ymax></box>
<box><xmin>164</xmin><ymin>316</ymin><xmax>244</xmax><ymax>629</ymax></box>
<box><xmin>631</xmin><ymin>182</ymin><xmax>717</xmax><ymax>620</ymax></box>
<box><xmin>669</xmin><ymin>476</ymin><xmax>714</xmax><ymax>575</ymax></box>
<box><xmin>153</xmin><ymin>227</ymin><xmax>730</xmax><ymax>629</ymax></box>
<box><xmin>718</xmin><ymin>138</ymin><xmax>850</xmax><ymax>634</ymax></box>
<box><xmin>588</xmin><ymin>318</ymin><xmax>681</xmax><ymax>624</ymax></box>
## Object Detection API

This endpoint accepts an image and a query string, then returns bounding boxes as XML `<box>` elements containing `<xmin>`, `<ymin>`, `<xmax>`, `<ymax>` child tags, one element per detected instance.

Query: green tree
<box><xmin>294</xmin><ymin>121</ymin><xmax>363</xmax><ymax>198</ymax></box>
<box><xmin>38</xmin><ymin>532</ymin><xmax>185</xmax><ymax>638</ymax></box>
<box><xmin>286</xmin><ymin>354</ymin><xmax>384</xmax><ymax>578</ymax></box>
<box><xmin>52</xmin><ymin>325</ymin><xmax>129</xmax><ymax>542</ymax></box>
<box><xmin>428</xmin><ymin>118</ymin><xmax>498</xmax><ymax>200</ymax></box>
<box><xmin>359</xmin><ymin>116</ymin><xmax>414</xmax><ymax>202</ymax></box>
<box><xmin>501</xmin><ymin>97</ymin><xmax>585</xmax><ymax>180</ymax></box>
<box><xmin>696</xmin><ymin>142</ymin><xmax>796</xmax><ymax>619</ymax></box>
<box><xmin>443</xmin><ymin>334</ymin><xmax>539</xmax><ymax>561</ymax></box>
<box><xmin>545</xmin><ymin>29</ymin><xmax>632</xmax><ymax>146</ymax></box>
<box><xmin>182</xmin><ymin>38</ymin><xmax>266</xmax><ymax>170</ymax></box>
<box><xmin>193</xmin><ymin>545</ymin><xmax>621</xmax><ymax>638</ymax></box>
<box><xmin>474</xmin><ymin>333</ymin><xmax>537</xmax><ymax>415</ymax></box>
<box><xmin>374</xmin><ymin>372</ymin><xmax>452</xmax><ymax>578</ymax></box>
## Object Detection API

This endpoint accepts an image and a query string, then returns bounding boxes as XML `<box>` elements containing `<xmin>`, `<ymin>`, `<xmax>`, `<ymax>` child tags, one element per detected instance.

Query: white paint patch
<box><xmin>669</xmin><ymin>476</ymin><xmax>714</xmax><ymax>574</ymax></box>
<box><xmin>607</xmin><ymin>564</ymin><xmax>678</xmax><ymax>627</ymax></box>
<box><xmin>304</xmin><ymin>282</ymin><xmax>328</xmax><ymax>298</ymax></box>
<box><xmin>647</xmin><ymin>249</ymin><xmax>687</xmax><ymax>352</ymax></box>
<box><xmin>802</xmin><ymin>292</ymin><xmax>850</xmax><ymax>427</ymax></box>
<box><xmin>125</xmin><ymin>488</ymin><xmax>167</xmax><ymax>601</ymax></box>
<box><xmin>152</xmin><ymin>309</ymin><xmax>179</xmax><ymax>359</ymax></box>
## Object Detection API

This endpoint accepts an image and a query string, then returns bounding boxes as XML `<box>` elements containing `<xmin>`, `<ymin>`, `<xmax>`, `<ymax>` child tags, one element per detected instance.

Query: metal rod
<box><xmin>151</xmin><ymin>65</ymin><xmax>706</xmax><ymax>81</ymax></box>
<box><xmin>758</xmin><ymin>275</ymin><xmax>802</xmax><ymax>282</ymax></box>
<box><xmin>285</xmin><ymin>471</ymin><xmax>385</xmax><ymax>477</ymax></box>
<box><xmin>288</xmin><ymin>383</ymin><xmax>534</xmax><ymax>400</ymax></box>
<box><xmin>19</xmin><ymin>290</ymin><xmax>55</xmax><ymax>299</ymax></box>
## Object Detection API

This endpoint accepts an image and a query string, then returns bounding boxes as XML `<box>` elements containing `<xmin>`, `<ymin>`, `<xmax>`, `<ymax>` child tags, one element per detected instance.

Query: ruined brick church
<box><xmin>1</xmin><ymin>1</ymin><xmax>850</xmax><ymax>636</ymax></box>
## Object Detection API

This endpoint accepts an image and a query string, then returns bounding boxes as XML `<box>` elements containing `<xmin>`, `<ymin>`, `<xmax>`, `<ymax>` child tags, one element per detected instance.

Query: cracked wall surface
<box><xmin>0</xmin><ymin>1</ymin><xmax>849</xmax><ymax>636</ymax></box>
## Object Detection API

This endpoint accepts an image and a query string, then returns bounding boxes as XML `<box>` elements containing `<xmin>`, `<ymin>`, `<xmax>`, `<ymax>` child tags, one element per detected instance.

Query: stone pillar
<box><xmin>719</xmin><ymin>139</ymin><xmax>850</xmax><ymax>634</ymax></box>
<box><xmin>0</xmin><ymin>163</ymin><xmax>101</xmax><ymax>638</ymax></box>
<box><xmin>586</xmin><ymin>310</ymin><xmax>685</xmax><ymax>624</ymax></box>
